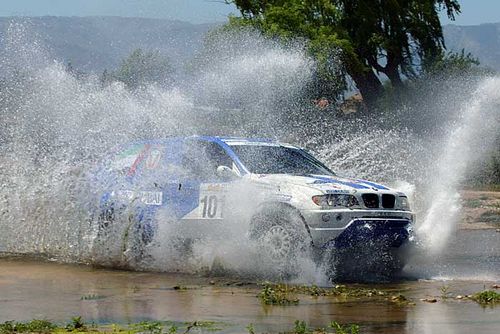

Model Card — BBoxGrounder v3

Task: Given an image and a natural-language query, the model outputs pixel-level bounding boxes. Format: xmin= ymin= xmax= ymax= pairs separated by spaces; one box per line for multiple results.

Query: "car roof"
xmin=122 ymin=136 xmax=284 ymax=147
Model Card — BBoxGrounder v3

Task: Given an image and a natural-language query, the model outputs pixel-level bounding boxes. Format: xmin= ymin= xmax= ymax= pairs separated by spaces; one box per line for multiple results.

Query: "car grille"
xmin=382 ymin=194 xmax=396 ymax=208
xmin=362 ymin=194 xmax=379 ymax=208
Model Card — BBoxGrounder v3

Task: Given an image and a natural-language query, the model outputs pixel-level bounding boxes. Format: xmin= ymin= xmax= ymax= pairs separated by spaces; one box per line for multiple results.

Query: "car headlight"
xmin=312 ymin=194 xmax=359 ymax=208
xmin=399 ymin=196 xmax=410 ymax=210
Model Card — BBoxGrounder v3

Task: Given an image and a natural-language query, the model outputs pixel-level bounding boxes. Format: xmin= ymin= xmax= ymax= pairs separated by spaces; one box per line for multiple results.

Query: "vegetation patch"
xmin=479 ymin=210 xmax=500 ymax=224
xmin=0 ymin=318 xmax=227 ymax=334
xmin=0 ymin=320 xmax=56 ymax=334
xmin=80 ymin=294 xmax=106 ymax=300
xmin=390 ymin=294 xmax=413 ymax=306
xmin=462 ymin=198 xmax=483 ymax=208
xmin=471 ymin=290 xmax=500 ymax=305
xmin=268 ymin=319 xmax=360 ymax=334
xmin=259 ymin=282 xmax=389 ymax=304
xmin=259 ymin=282 xmax=299 ymax=305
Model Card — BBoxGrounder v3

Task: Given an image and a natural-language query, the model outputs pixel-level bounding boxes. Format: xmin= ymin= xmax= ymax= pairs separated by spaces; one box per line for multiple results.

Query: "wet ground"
xmin=0 ymin=230 xmax=499 ymax=334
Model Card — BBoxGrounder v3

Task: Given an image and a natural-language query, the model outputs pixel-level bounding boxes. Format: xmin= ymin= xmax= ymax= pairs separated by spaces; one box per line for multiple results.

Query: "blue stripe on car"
xmin=310 ymin=175 xmax=370 ymax=189
xmin=356 ymin=180 xmax=389 ymax=190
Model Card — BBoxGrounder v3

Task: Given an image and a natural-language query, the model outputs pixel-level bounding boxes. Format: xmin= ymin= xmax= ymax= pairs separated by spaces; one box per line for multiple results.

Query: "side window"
xmin=139 ymin=141 xmax=185 ymax=185
xmin=181 ymin=140 xmax=234 ymax=182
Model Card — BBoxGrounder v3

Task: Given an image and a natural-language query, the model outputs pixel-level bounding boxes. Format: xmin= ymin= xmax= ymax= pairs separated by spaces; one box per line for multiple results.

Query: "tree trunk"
xmin=384 ymin=53 xmax=404 ymax=91
xmin=349 ymin=69 xmax=384 ymax=111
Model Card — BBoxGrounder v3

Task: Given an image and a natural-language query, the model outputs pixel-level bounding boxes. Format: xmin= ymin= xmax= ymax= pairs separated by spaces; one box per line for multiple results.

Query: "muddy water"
xmin=0 ymin=230 xmax=499 ymax=334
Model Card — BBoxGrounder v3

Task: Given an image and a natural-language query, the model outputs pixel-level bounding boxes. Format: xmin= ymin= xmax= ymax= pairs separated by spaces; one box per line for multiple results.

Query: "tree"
xmin=228 ymin=0 xmax=461 ymax=109
xmin=114 ymin=49 xmax=173 ymax=89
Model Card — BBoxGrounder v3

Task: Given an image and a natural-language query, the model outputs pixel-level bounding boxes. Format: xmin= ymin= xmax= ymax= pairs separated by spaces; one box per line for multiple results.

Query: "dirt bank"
xmin=460 ymin=191 xmax=500 ymax=229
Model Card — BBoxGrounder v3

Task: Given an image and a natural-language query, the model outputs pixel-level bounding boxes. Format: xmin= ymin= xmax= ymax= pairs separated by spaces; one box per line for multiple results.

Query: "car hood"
xmin=249 ymin=173 xmax=392 ymax=193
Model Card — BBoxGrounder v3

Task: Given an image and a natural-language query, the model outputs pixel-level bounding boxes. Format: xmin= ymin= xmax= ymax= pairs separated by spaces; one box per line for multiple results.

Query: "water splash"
xmin=417 ymin=78 xmax=500 ymax=253
xmin=0 ymin=20 xmax=498 ymax=282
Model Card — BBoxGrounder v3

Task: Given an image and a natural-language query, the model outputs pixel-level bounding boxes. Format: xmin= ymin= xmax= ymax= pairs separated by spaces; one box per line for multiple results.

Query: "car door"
xmin=175 ymin=139 xmax=236 ymax=224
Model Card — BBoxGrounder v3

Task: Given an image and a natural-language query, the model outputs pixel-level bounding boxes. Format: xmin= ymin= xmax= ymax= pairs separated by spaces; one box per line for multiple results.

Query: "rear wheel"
xmin=122 ymin=212 xmax=156 ymax=269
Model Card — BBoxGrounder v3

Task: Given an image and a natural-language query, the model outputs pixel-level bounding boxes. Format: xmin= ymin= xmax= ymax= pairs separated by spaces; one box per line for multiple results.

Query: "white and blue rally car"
xmin=91 ymin=136 xmax=414 ymax=275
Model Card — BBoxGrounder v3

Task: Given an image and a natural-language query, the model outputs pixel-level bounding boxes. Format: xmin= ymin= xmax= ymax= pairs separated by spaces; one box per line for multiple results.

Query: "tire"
xmin=250 ymin=205 xmax=312 ymax=278
xmin=121 ymin=211 xmax=156 ymax=269
xmin=91 ymin=202 xmax=154 ymax=269
xmin=90 ymin=202 xmax=124 ymax=266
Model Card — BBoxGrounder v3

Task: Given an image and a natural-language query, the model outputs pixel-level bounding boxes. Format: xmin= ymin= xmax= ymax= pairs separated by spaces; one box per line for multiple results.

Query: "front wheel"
xmin=250 ymin=206 xmax=312 ymax=278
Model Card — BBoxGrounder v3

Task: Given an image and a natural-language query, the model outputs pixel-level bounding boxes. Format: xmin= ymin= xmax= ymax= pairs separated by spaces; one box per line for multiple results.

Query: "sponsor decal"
xmin=146 ymin=148 xmax=162 ymax=169
xmin=266 ymin=193 xmax=292 ymax=202
xmin=140 ymin=191 xmax=163 ymax=205
xmin=114 ymin=190 xmax=163 ymax=206
xmin=206 ymin=183 xmax=226 ymax=191
xmin=325 ymin=189 xmax=353 ymax=194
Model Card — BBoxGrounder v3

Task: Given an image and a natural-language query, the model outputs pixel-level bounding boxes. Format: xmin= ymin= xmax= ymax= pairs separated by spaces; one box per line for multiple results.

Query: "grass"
xmin=471 ymin=290 xmax=500 ymax=306
xmin=259 ymin=282 xmax=299 ymax=305
xmin=0 ymin=319 xmax=226 ymax=334
xmin=462 ymin=184 xmax=500 ymax=192
xmin=257 ymin=282 xmax=414 ymax=308
xmin=0 ymin=320 xmax=56 ymax=334
xmin=258 ymin=282 xmax=391 ymax=306
xmin=0 ymin=318 xmax=361 ymax=334
xmin=478 ymin=210 xmax=500 ymax=224
xmin=462 ymin=198 xmax=483 ymax=208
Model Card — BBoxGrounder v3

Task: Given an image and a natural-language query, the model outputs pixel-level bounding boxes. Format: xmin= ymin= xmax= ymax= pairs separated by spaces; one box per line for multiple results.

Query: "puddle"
xmin=1 ymin=230 xmax=499 ymax=334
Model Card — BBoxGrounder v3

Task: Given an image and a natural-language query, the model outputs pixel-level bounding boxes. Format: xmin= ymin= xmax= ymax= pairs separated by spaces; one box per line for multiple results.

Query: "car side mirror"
xmin=216 ymin=165 xmax=239 ymax=181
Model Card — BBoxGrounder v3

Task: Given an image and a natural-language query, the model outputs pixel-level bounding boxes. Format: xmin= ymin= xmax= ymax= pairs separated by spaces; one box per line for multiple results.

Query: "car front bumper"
xmin=301 ymin=209 xmax=414 ymax=248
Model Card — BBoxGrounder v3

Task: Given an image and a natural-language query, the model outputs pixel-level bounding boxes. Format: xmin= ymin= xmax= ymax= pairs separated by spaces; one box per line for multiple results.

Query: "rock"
xmin=492 ymin=284 xmax=499 ymax=289
xmin=209 ymin=280 xmax=216 ymax=285
xmin=456 ymin=295 xmax=464 ymax=299
xmin=420 ymin=298 xmax=438 ymax=303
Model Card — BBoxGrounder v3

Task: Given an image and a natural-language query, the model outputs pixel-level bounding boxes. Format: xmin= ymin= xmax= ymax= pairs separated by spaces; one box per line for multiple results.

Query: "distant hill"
xmin=444 ymin=23 xmax=500 ymax=71
xmin=0 ymin=16 xmax=499 ymax=74
xmin=0 ymin=16 xmax=215 ymax=73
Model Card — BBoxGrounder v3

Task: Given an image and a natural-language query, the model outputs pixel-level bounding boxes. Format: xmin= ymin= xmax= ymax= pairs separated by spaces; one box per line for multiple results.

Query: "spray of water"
xmin=418 ymin=78 xmax=500 ymax=253
xmin=0 ymin=20 xmax=498 ymax=282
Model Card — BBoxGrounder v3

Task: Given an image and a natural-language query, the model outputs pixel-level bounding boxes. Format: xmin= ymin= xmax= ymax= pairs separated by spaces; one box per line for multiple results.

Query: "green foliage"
xmin=246 ymin=323 xmax=255 ymax=334
xmin=421 ymin=49 xmax=483 ymax=78
xmin=471 ymin=290 xmax=500 ymax=305
xmin=226 ymin=1 xmax=349 ymax=102
xmin=259 ymin=282 xmax=299 ymax=305
xmin=228 ymin=0 xmax=462 ymax=107
xmin=0 ymin=320 xmax=56 ymax=334
xmin=65 ymin=316 xmax=86 ymax=331
xmin=293 ymin=320 xmax=309 ymax=334
xmin=132 ymin=321 xmax=163 ymax=334
xmin=329 ymin=321 xmax=360 ymax=334
xmin=110 ymin=48 xmax=173 ymax=89
xmin=479 ymin=210 xmax=500 ymax=224
xmin=260 ymin=282 xmax=386 ymax=299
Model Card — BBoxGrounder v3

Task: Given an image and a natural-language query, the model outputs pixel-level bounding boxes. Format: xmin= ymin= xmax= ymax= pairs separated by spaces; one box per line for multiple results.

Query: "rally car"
xmin=90 ymin=136 xmax=414 ymax=277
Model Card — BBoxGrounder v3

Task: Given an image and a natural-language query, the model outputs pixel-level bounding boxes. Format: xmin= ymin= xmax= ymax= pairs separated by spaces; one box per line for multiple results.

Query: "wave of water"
xmin=0 ymin=20 xmax=498 ymax=283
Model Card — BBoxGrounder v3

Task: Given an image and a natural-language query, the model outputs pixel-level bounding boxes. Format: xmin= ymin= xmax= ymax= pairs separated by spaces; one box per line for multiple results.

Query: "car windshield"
xmin=229 ymin=144 xmax=334 ymax=176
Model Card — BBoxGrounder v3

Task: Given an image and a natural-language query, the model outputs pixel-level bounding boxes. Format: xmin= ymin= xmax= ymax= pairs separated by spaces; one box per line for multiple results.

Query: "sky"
xmin=0 ymin=0 xmax=498 ymax=25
